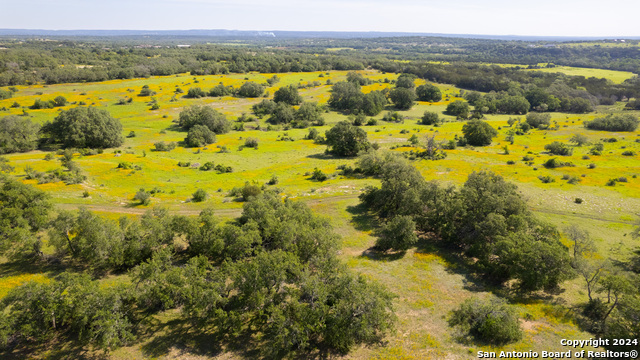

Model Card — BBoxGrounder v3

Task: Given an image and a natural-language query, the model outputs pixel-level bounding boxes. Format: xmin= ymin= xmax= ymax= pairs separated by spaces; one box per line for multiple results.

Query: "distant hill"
xmin=1 ymin=29 xmax=639 ymax=41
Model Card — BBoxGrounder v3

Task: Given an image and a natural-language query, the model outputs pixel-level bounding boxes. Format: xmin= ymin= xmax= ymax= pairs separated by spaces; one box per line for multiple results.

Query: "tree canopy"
xmin=325 ymin=121 xmax=371 ymax=157
xmin=41 ymin=107 xmax=123 ymax=149
xmin=0 ymin=115 xmax=40 ymax=154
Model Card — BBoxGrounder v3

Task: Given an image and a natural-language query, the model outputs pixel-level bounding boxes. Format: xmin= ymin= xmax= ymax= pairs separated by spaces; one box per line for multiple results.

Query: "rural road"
xmin=55 ymin=193 xmax=637 ymax=225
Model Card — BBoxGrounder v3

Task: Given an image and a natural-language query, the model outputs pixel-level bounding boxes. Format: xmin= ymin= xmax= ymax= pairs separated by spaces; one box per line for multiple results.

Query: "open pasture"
xmin=1 ymin=69 xmax=639 ymax=359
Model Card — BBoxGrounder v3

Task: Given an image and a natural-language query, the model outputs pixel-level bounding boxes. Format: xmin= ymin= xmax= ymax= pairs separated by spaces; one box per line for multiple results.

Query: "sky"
xmin=1 ymin=0 xmax=639 ymax=37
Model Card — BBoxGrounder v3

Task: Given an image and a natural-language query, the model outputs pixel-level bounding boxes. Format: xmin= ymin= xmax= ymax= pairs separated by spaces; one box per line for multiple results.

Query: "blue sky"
xmin=2 ymin=0 xmax=639 ymax=37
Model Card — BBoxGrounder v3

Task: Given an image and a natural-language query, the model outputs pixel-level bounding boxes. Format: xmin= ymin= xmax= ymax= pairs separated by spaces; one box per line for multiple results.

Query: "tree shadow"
xmin=346 ymin=203 xmax=376 ymax=232
xmin=164 ymin=124 xmax=185 ymax=132
xmin=306 ymin=153 xmax=334 ymax=160
xmin=360 ymin=248 xmax=406 ymax=262
xmin=0 ymin=335 xmax=108 ymax=360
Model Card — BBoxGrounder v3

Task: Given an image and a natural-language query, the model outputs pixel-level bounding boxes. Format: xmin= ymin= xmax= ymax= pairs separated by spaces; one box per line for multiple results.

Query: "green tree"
xmin=445 ymin=100 xmax=470 ymax=119
xmin=395 ymin=74 xmax=416 ymax=89
xmin=325 ymin=121 xmax=370 ymax=157
xmin=420 ymin=111 xmax=441 ymax=126
xmin=238 ymin=81 xmax=265 ymax=98
xmin=184 ymin=124 xmax=216 ymax=147
xmin=376 ymin=215 xmax=418 ymax=252
xmin=448 ymin=297 xmax=522 ymax=345
xmin=53 ymin=95 xmax=68 ymax=107
xmin=41 ymin=107 xmax=124 ymax=149
xmin=267 ymin=102 xmax=296 ymax=124
xmin=185 ymin=87 xmax=206 ymax=98
xmin=273 ymin=85 xmax=302 ymax=105
xmin=178 ymin=105 xmax=231 ymax=134
xmin=0 ymin=178 xmax=52 ymax=258
xmin=416 ymin=84 xmax=442 ymax=102
xmin=192 ymin=188 xmax=208 ymax=202
xmin=389 ymin=87 xmax=416 ymax=110
xmin=0 ymin=115 xmax=41 ymax=154
xmin=525 ymin=112 xmax=551 ymax=129
xmin=295 ymin=102 xmax=324 ymax=126
xmin=462 ymin=120 xmax=498 ymax=146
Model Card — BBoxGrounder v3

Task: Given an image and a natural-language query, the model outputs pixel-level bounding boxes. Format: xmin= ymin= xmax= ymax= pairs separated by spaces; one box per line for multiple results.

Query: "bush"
xmin=574 ymin=197 xmax=583 ymax=204
xmin=525 ymin=112 xmax=551 ymax=129
xmin=273 ymin=85 xmax=302 ymax=105
xmin=311 ymin=168 xmax=328 ymax=182
xmin=420 ymin=111 xmax=440 ymax=126
xmin=185 ymin=87 xmax=206 ymax=98
xmin=382 ymin=111 xmax=404 ymax=123
xmin=185 ymin=125 xmax=216 ymax=147
xmin=192 ymin=189 xmax=207 ymax=202
xmin=585 ymin=114 xmax=638 ymax=132
xmin=134 ymin=189 xmax=151 ymax=205
xmin=153 ymin=142 xmax=176 ymax=152
xmin=325 ymin=121 xmax=370 ymax=157
xmin=538 ymin=175 xmax=555 ymax=183
xmin=178 ymin=105 xmax=231 ymax=134
xmin=416 ymin=84 xmax=442 ymax=102
xmin=622 ymin=150 xmax=636 ymax=156
xmin=244 ymin=137 xmax=259 ymax=148
xmin=462 ymin=120 xmax=497 ymax=146
xmin=209 ymin=84 xmax=233 ymax=97
xmin=376 ymin=215 xmax=417 ymax=252
xmin=0 ymin=115 xmax=40 ymax=154
xmin=240 ymin=181 xmax=261 ymax=200
xmin=389 ymin=87 xmax=416 ymax=110
xmin=448 ymin=298 xmax=522 ymax=345
xmin=589 ymin=143 xmax=604 ymax=155
xmin=41 ymin=107 xmax=124 ymax=149
xmin=445 ymin=100 xmax=470 ymax=119
xmin=237 ymin=81 xmax=265 ymax=98
xmin=544 ymin=141 xmax=573 ymax=156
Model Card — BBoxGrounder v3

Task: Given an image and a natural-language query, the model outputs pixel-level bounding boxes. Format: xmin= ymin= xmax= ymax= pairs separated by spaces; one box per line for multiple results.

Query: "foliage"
xmin=448 ymin=298 xmax=522 ymax=345
xmin=585 ymin=114 xmax=639 ymax=132
xmin=416 ymin=83 xmax=442 ymax=102
xmin=445 ymin=100 xmax=470 ymax=119
xmin=0 ymin=115 xmax=40 ymax=154
xmin=420 ymin=111 xmax=441 ymax=126
xmin=545 ymin=141 xmax=573 ymax=155
xmin=376 ymin=215 xmax=418 ymax=252
xmin=325 ymin=121 xmax=370 ymax=157
xmin=461 ymin=120 xmax=497 ymax=146
xmin=184 ymin=124 xmax=216 ymax=147
xmin=0 ymin=178 xmax=52 ymax=258
xmin=192 ymin=188 xmax=207 ymax=202
xmin=388 ymin=87 xmax=416 ymax=110
xmin=178 ymin=105 xmax=231 ymax=134
xmin=41 ymin=107 xmax=124 ymax=149
xmin=273 ymin=85 xmax=302 ymax=105
xmin=238 ymin=81 xmax=265 ymax=98
xmin=526 ymin=112 xmax=552 ymax=129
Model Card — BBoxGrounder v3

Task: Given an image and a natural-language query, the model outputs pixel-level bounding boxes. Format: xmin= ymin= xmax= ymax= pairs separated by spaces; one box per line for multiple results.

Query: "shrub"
xmin=117 ymin=161 xmax=133 ymax=170
xmin=605 ymin=179 xmax=617 ymax=186
xmin=462 ymin=120 xmax=497 ymax=146
xmin=445 ymin=100 xmax=470 ymax=119
xmin=588 ymin=163 xmax=596 ymax=169
xmin=389 ymin=87 xmax=416 ymax=110
xmin=0 ymin=115 xmax=40 ymax=154
xmin=543 ymin=157 xmax=573 ymax=169
xmin=134 ymin=189 xmax=151 ymax=205
xmin=416 ymin=84 xmax=442 ymax=102
xmin=267 ymin=175 xmax=279 ymax=185
xmin=325 ymin=121 xmax=370 ymax=157
xmin=544 ymin=141 xmax=573 ymax=156
xmin=622 ymin=150 xmax=636 ymax=156
xmin=237 ymin=81 xmax=265 ymax=98
xmin=311 ymin=168 xmax=328 ymax=182
xmin=192 ymin=189 xmax=207 ymax=202
xmin=538 ymin=175 xmax=555 ymax=183
xmin=199 ymin=162 xmax=215 ymax=171
xmin=178 ymin=105 xmax=231 ymax=134
xmin=244 ymin=137 xmax=259 ymax=148
xmin=41 ymin=107 xmax=124 ymax=149
xmin=448 ymin=298 xmax=522 ymax=345
xmin=240 ymin=181 xmax=261 ymax=200
xmin=185 ymin=125 xmax=216 ymax=147
xmin=382 ymin=111 xmax=404 ymax=123
xmin=585 ymin=114 xmax=638 ymax=132
xmin=185 ymin=87 xmax=206 ymax=98
xmin=420 ymin=111 xmax=440 ymax=126
xmin=209 ymin=84 xmax=234 ymax=97
xmin=589 ymin=143 xmax=604 ymax=155
xmin=525 ymin=112 xmax=551 ymax=129
xmin=376 ymin=215 xmax=417 ymax=252
xmin=273 ymin=85 xmax=302 ymax=105
xmin=574 ymin=198 xmax=583 ymax=204
xmin=153 ymin=142 xmax=176 ymax=152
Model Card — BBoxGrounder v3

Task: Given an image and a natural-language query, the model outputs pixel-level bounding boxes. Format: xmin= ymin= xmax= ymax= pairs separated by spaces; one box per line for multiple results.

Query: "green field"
xmin=1 ymin=70 xmax=639 ymax=359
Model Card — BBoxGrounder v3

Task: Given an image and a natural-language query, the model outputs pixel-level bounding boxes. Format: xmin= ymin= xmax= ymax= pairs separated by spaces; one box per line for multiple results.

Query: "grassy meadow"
xmin=1 ymin=69 xmax=639 ymax=359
